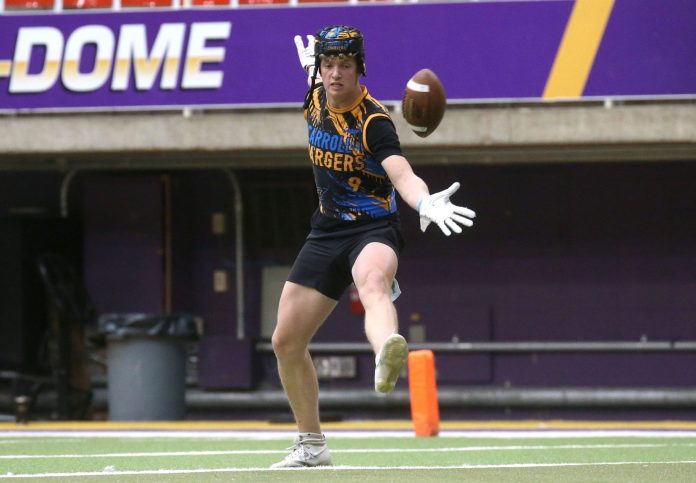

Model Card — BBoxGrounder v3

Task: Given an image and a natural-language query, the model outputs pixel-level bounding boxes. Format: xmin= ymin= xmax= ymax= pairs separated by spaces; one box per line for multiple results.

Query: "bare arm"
xmin=382 ymin=154 xmax=429 ymax=211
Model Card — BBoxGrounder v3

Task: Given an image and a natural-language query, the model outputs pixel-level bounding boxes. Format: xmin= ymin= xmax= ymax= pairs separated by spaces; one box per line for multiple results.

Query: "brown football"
xmin=401 ymin=68 xmax=446 ymax=138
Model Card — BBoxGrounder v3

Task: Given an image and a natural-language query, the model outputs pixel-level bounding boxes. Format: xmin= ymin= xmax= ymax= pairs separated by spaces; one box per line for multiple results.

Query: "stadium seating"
xmin=120 ymin=0 xmax=174 ymax=7
xmin=0 ymin=0 xmax=382 ymax=9
xmin=4 ymin=0 xmax=54 ymax=10
xmin=190 ymin=0 xmax=230 ymax=6
xmin=64 ymin=0 xmax=112 ymax=9
xmin=236 ymin=0 xmax=290 ymax=5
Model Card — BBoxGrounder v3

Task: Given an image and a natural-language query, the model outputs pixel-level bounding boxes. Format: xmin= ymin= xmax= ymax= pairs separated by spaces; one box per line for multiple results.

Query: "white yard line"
xmin=2 ymin=461 xmax=696 ymax=479
xmin=2 ymin=442 xmax=696 ymax=459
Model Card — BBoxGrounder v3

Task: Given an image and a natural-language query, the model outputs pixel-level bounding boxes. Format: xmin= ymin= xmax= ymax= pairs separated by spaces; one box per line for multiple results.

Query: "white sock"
xmin=299 ymin=432 xmax=325 ymax=442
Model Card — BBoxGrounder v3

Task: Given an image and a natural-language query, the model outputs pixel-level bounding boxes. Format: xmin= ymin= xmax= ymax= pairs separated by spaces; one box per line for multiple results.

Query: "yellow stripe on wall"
xmin=543 ymin=0 xmax=615 ymax=99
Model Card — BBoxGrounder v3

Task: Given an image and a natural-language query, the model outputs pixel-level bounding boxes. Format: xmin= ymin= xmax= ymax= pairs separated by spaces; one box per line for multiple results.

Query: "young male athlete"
xmin=271 ymin=25 xmax=476 ymax=468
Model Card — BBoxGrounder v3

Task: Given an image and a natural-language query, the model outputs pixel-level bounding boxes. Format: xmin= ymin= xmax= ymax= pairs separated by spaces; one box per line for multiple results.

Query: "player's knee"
xmin=271 ymin=328 xmax=303 ymax=360
xmin=271 ymin=330 xmax=290 ymax=358
xmin=357 ymin=270 xmax=391 ymax=308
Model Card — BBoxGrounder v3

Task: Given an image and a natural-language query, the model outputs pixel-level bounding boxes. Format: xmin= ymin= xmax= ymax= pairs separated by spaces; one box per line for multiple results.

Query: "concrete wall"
xmin=1 ymin=102 xmax=695 ymax=170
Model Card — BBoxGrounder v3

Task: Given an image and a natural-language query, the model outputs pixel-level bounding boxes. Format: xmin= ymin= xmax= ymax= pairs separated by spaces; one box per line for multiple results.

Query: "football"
xmin=401 ymin=68 xmax=446 ymax=138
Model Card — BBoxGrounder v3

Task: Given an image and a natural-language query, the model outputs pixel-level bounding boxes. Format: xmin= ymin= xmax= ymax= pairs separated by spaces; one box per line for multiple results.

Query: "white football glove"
xmin=418 ymin=182 xmax=476 ymax=236
xmin=293 ymin=34 xmax=315 ymax=73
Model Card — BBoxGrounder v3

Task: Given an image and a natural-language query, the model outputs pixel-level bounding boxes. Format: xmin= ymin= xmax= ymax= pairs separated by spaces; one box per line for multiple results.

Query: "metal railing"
xmin=180 ymin=386 xmax=696 ymax=410
xmin=255 ymin=340 xmax=696 ymax=354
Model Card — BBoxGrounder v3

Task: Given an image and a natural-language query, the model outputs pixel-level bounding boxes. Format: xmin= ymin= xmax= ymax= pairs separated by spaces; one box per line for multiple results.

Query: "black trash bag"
xmin=97 ymin=313 xmax=199 ymax=340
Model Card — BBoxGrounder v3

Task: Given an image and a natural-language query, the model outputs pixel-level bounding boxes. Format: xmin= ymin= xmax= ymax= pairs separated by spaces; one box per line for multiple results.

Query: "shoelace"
xmin=284 ymin=437 xmax=325 ymax=460
xmin=284 ymin=445 xmax=311 ymax=461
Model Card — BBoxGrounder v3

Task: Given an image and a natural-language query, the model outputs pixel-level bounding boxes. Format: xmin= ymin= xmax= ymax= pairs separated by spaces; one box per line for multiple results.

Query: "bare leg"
xmin=351 ymin=242 xmax=399 ymax=354
xmin=351 ymin=242 xmax=407 ymax=393
xmin=272 ymin=281 xmax=337 ymax=433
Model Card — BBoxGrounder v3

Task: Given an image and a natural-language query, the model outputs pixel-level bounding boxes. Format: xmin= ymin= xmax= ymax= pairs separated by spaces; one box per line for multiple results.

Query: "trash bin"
xmin=98 ymin=313 xmax=198 ymax=421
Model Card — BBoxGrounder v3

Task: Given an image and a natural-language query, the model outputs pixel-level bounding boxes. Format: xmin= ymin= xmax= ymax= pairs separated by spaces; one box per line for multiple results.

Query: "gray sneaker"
xmin=271 ymin=433 xmax=332 ymax=468
xmin=374 ymin=333 xmax=408 ymax=393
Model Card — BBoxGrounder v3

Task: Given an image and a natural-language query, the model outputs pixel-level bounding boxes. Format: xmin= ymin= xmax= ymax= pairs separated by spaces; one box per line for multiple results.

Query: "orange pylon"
xmin=407 ymin=349 xmax=440 ymax=437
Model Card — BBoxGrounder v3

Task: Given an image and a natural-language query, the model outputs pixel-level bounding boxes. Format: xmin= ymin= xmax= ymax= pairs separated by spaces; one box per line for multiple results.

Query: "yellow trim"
xmin=362 ymin=113 xmax=390 ymax=155
xmin=327 ymin=86 xmax=369 ymax=114
xmin=543 ymin=0 xmax=615 ymax=99
xmin=4 ymin=419 xmax=696 ymax=431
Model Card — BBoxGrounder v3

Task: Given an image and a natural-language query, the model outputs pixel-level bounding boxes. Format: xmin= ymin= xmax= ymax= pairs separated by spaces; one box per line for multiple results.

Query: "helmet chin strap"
xmin=303 ymin=63 xmax=320 ymax=110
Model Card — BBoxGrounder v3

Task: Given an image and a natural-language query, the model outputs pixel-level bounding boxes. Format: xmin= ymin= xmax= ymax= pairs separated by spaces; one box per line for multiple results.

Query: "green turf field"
xmin=1 ymin=428 xmax=696 ymax=482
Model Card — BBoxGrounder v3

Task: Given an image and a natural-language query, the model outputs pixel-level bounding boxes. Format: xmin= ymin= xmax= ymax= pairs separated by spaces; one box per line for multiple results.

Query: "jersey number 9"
xmin=348 ymin=177 xmax=362 ymax=192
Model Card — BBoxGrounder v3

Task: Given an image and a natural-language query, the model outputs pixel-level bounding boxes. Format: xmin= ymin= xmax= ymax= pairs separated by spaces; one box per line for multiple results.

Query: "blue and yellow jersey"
xmin=304 ymin=85 xmax=400 ymax=222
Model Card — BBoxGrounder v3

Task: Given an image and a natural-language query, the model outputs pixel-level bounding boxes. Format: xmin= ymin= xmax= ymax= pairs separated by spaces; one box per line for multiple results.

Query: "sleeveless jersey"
xmin=304 ymin=85 xmax=398 ymax=221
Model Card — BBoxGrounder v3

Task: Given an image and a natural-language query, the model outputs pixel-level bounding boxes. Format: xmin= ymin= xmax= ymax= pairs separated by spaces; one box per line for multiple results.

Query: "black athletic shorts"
xmin=287 ymin=211 xmax=405 ymax=300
